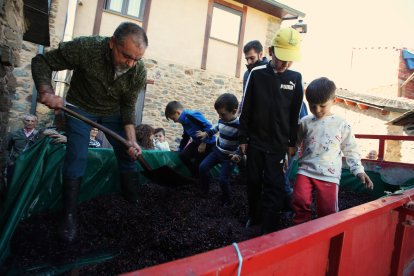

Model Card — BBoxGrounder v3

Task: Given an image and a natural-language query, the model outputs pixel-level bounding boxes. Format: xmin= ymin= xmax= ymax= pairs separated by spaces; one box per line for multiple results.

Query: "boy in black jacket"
xmin=239 ymin=28 xmax=304 ymax=234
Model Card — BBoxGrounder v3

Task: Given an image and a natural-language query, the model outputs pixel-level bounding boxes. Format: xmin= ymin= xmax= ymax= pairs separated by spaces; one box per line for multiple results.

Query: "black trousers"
xmin=179 ymin=142 xmax=214 ymax=177
xmin=246 ymin=147 xmax=287 ymax=223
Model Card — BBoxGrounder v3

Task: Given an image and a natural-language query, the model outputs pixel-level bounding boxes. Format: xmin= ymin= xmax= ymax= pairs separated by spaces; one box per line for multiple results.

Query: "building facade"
xmin=4 ymin=0 xmax=305 ymax=151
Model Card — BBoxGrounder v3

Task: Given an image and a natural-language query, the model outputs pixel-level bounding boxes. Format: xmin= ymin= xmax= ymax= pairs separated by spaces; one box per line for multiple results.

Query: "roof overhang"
xmin=233 ymin=0 xmax=305 ymax=20
xmin=23 ymin=0 xmax=50 ymax=46
xmin=388 ymin=111 xmax=414 ymax=126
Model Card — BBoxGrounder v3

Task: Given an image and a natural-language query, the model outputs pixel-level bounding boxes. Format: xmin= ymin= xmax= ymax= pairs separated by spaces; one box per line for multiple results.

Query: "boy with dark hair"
xmin=239 ymin=28 xmax=305 ymax=234
xmin=196 ymin=93 xmax=241 ymax=206
xmin=292 ymin=77 xmax=373 ymax=225
xmin=165 ymin=101 xmax=216 ymax=177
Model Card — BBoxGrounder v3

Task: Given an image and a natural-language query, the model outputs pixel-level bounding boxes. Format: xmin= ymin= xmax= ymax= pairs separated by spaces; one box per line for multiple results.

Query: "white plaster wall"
xmin=144 ymin=0 xmax=208 ymax=68
xmin=73 ymin=0 xmax=97 ymax=38
xmin=206 ymin=39 xmax=238 ymax=75
xmin=99 ymin=12 xmax=143 ymax=37
xmin=242 ymin=8 xmax=275 ymax=61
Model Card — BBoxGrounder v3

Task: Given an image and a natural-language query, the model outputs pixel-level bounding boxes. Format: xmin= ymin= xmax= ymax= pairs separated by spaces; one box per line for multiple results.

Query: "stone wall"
xmin=142 ymin=59 xmax=243 ymax=150
xmin=35 ymin=0 xmax=67 ymax=127
xmin=7 ymin=0 xmax=67 ymax=132
xmin=139 ymin=15 xmax=279 ymax=150
xmin=264 ymin=17 xmax=281 ymax=55
xmin=0 ymin=0 xmax=25 ymax=181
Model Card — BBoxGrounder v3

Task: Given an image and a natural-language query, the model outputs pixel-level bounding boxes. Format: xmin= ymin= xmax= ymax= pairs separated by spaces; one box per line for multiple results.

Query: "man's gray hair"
xmin=113 ymin=22 xmax=148 ymax=48
xmin=22 ymin=113 xmax=38 ymax=122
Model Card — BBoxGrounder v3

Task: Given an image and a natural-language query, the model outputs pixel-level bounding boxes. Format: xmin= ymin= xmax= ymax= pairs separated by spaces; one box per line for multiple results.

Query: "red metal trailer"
xmin=123 ymin=188 xmax=414 ymax=276
xmin=122 ymin=135 xmax=414 ymax=276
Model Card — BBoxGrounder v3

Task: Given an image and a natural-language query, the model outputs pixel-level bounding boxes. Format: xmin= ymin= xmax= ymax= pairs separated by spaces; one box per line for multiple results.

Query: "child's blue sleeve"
xmin=192 ymin=112 xmax=213 ymax=131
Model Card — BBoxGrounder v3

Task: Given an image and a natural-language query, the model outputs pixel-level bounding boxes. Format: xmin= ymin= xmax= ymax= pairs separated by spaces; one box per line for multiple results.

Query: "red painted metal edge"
xmin=122 ymin=188 xmax=414 ymax=276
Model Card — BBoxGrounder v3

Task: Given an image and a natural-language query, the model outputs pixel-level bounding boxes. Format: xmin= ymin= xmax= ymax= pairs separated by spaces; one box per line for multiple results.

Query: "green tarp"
xmin=0 ymin=137 xmax=412 ymax=270
xmin=0 ymin=137 xmax=195 ymax=265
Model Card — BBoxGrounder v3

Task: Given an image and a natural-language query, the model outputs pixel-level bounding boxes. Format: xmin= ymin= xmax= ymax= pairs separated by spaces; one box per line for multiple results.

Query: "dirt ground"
xmin=2 ymin=175 xmax=377 ymax=275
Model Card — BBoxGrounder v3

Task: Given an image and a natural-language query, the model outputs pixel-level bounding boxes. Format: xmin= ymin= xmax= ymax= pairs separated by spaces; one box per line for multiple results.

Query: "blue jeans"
xmin=199 ymin=147 xmax=236 ymax=196
xmin=63 ymin=105 xmax=136 ymax=179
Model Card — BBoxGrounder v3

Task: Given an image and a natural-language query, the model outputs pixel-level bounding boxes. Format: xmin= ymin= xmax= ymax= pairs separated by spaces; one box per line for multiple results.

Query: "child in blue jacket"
xmin=165 ymin=101 xmax=216 ymax=177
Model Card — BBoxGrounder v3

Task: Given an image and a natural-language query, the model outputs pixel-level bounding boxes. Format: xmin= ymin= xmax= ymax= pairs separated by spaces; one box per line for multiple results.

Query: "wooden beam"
xmin=93 ymin=0 xmax=105 ymax=35
xmin=201 ymin=0 xmax=214 ymax=70
xmin=142 ymin=0 xmax=152 ymax=32
xmin=235 ymin=5 xmax=247 ymax=78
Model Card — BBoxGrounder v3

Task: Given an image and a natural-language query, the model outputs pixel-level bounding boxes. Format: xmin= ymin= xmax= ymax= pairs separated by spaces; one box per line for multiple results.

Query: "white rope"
xmin=232 ymin=242 xmax=243 ymax=276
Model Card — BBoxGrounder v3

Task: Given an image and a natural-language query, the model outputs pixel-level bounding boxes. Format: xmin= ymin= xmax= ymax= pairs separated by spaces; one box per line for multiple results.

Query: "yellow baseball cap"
xmin=271 ymin=28 xmax=301 ymax=61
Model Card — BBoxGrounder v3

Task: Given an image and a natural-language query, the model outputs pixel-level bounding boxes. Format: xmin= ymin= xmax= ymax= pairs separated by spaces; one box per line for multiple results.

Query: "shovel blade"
xmin=142 ymin=166 xmax=195 ymax=187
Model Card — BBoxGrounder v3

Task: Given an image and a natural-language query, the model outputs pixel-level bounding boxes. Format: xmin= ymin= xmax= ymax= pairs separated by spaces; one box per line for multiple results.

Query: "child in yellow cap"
xmin=239 ymin=28 xmax=305 ymax=234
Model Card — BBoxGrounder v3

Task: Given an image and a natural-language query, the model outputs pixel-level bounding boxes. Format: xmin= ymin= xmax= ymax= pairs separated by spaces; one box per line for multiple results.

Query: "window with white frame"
xmin=105 ymin=0 xmax=147 ymax=20
xmin=202 ymin=1 xmax=245 ymax=77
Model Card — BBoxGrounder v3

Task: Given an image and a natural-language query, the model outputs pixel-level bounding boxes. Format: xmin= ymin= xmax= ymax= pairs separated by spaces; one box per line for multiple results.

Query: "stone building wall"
xmin=35 ymin=0 xmax=67 ymax=127
xmin=142 ymin=59 xmax=243 ymax=151
xmin=8 ymin=0 xmax=67 ymax=132
xmin=0 ymin=0 xmax=26 ymax=186
xmin=139 ymin=15 xmax=280 ymax=150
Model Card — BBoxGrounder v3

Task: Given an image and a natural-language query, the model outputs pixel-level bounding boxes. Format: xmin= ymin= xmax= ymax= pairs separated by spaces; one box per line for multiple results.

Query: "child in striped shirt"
xmin=196 ymin=93 xmax=241 ymax=206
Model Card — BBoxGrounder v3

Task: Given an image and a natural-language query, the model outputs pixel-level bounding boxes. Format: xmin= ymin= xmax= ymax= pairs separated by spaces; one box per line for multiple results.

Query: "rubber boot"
xmin=58 ymin=178 xmax=80 ymax=243
xmin=120 ymin=171 xmax=141 ymax=203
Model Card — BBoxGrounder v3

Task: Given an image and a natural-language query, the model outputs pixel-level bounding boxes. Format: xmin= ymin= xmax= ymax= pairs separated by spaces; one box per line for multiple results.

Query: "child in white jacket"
xmin=292 ymin=77 xmax=373 ymax=225
xmin=153 ymin=128 xmax=170 ymax=151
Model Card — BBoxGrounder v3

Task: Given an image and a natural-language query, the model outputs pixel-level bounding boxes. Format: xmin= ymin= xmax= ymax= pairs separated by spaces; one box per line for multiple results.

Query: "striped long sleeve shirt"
xmin=206 ymin=117 xmax=240 ymax=155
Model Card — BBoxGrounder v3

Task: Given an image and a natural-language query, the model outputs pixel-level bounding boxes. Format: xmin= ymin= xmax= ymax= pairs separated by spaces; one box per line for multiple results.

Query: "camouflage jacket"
xmin=31 ymin=36 xmax=147 ymax=124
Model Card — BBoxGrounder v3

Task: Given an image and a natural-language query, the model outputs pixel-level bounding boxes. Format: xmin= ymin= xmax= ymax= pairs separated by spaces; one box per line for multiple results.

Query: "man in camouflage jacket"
xmin=31 ymin=22 xmax=148 ymax=243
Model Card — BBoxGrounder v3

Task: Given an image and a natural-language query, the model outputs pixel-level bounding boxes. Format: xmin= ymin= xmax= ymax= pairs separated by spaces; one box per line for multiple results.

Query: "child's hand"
xmin=198 ymin=142 xmax=206 ymax=153
xmin=239 ymin=144 xmax=248 ymax=155
xmin=283 ymin=158 xmax=288 ymax=173
xmin=196 ymin=131 xmax=208 ymax=139
xmin=357 ymin=173 xmax=374 ymax=190
xmin=50 ymin=134 xmax=67 ymax=144
xmin=288 ymin=147 xmax=296 ymax=159
xmin=230 ymin=154 xmax=241 ymax=163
